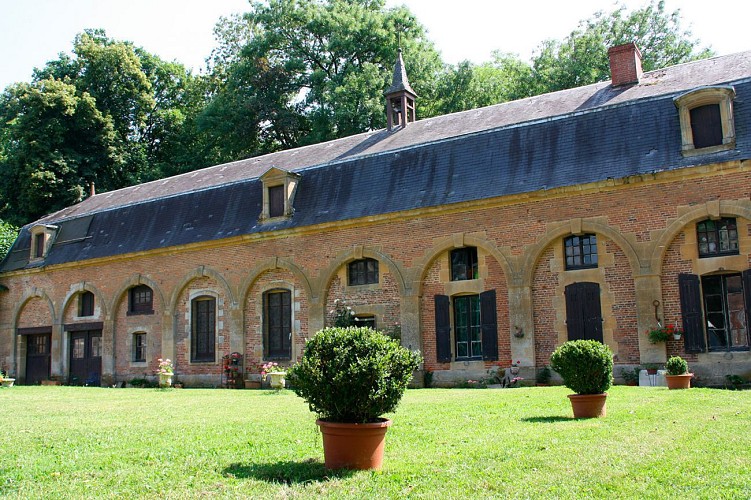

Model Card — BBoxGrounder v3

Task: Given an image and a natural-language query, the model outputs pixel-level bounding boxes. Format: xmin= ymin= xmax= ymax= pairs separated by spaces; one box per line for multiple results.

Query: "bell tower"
xmin=384 ymin=49 xmax=417 ymax=130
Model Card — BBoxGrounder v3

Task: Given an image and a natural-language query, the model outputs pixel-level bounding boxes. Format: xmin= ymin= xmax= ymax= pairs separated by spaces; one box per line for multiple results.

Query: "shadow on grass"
xmin=521 ymin=415 xmax=572 ymax=423
xmin=224 ymin=459 xmax=355 ymax=484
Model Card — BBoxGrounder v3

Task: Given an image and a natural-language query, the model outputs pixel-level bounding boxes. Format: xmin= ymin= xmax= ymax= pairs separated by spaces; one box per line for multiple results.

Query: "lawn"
xmin=1 ymin=385 xmax=749 ymax=499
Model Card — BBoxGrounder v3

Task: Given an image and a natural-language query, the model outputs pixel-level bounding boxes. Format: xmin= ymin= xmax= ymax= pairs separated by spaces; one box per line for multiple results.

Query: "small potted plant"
xmin=664 ymin=355 xmax=693 ymax=389
xmin=621 ymin=367 xmax=640 ymax=386
xmin=262 ymin=361 xmax=286 ymax=390
xmin=156 ymin=358 xmax=174 ymax=388
xmin=536 ymin=365 xmax=552 ymax=386
xmin=0 ymin=369 xmax=15 ymax=388
xmin=647 ymin=325 xmax=670 ymax=343
xmin=550 ymin=340 xmax=613 ymax=418
xmin=288 ymin=326 xmax=422 ymax=470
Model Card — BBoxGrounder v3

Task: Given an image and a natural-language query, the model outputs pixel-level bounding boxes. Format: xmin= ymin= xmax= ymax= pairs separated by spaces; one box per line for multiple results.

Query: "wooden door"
xmin=69 ymin=331 xmax=102 ymax=386
xmin=25 ymin=333 xmax=51 ymax=384
xmin=565 ymin=282 xmax=604 ymax=342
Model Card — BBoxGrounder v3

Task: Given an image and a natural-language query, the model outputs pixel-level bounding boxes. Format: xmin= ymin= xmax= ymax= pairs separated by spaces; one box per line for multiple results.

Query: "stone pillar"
xmin=101 ymin=317 xmax=115 ymax=386
xmin=508 ymin=283 xmax=536 ymax=374
xmin=400 ymin=293 xmax=422 ymax=353
xmin=634 ymin=274 xmax=666 ymax=364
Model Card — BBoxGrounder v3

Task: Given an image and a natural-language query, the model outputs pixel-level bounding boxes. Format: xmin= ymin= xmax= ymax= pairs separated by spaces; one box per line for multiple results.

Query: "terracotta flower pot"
xmin=316 ymin=418 xmax=392 ymax=470
xmin=567 ymin=393 xmax=607 ymax=418
xmin=665 ymin=373 xmax=692 ymax=390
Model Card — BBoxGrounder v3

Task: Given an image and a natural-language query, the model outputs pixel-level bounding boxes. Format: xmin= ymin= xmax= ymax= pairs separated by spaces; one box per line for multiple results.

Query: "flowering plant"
xmin=157 ymin=358 xmax=174 ymax=375
xmin=647 ymin=323 xmax=683 ymax=343
xmin=261 ymin=362 xmax=284 ymax=375
xmin=330 ymin=298 xmax=356 ymax=327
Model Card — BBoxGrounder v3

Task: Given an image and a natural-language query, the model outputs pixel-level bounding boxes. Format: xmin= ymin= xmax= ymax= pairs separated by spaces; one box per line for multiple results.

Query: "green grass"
xmin=1 ymin=386 xmax=749 ymax=499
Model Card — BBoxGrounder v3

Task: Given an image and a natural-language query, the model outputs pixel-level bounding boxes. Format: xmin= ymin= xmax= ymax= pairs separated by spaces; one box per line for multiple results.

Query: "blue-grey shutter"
xmin=679 ymin=273 xmax=705 ymax=353
xmin=480 ymin=290 xmax=498 ymax=361
xmin=434 ymin=295 xmax=451 ymax=363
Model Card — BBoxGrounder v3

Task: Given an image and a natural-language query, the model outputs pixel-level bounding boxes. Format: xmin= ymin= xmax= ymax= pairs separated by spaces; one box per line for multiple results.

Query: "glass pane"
xmin=91 ymin=336 xmax=102 ymax=358
xmin=72 ymin=338 xmax=85 ymax=359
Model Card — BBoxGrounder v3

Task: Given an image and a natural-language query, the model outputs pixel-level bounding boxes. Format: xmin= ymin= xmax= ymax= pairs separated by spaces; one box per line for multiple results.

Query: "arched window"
xmin=128 ymin=285 xmax=154 ymax=315
xmin=348 ymin=258 xmax=379 ymax=285
xmin=564 ymin=234 xmax=598 ymax=270
xmin=450 ymin=247 xmax=478 ymax=281
xmin=697 ymin=218 xmax=739 ymax=257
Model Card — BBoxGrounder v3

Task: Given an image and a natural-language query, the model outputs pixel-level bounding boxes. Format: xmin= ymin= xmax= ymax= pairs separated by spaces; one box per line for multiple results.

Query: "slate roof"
xmin=2 ymin=51 xmax=751 ymax=272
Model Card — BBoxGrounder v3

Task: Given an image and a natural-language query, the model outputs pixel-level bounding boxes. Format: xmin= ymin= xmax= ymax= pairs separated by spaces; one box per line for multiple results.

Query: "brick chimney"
xmin=608 ymin=43 xmax=643 ymax=87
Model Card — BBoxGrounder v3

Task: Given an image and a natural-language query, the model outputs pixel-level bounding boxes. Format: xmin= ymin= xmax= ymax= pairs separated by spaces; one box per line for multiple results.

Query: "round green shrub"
xmin=549 ymin=340 xmax=613 ymax=394
xmin=665 ymin=355 xmax=689 ymax=375
xmin=287 ymin=327 xmax=422 ymax=423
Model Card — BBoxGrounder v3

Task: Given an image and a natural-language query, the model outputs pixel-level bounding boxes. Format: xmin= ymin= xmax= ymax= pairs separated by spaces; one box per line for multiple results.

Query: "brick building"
xmin=2 ymin=44 xmax=751 ymax=386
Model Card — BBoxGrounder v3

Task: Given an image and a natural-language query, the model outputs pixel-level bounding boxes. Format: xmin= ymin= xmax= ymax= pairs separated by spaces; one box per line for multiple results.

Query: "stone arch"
xmin=239 ymin=257 xmax=314 ymax=307
xmin=169 ymin=266 xmax=236 ymax=314
xmin=13 ymin=287 xmax=56 ymax=329
xmin=317 ymin=247 xmax=408 ymax=299
xmin=110 ymin=274 xmax=167 ymax=318
xmin=412 ymin=233 xmax=514 ymax=295
xmin=521 ymin=219 xmax=641 ymax=285
xmin=649 ymin=200 xmax=751 ymax=275
xmin=60 ymin=282 xmax=109 ymax=321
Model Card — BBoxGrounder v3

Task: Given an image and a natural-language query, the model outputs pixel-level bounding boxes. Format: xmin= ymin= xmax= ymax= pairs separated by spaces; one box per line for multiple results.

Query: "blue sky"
xmin=0 ymin=0 xmax=748 ymax=90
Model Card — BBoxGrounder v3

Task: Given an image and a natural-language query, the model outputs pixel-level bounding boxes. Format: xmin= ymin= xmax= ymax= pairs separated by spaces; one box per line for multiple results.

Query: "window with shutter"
xmin=128 ymin=285 xmax=154 ymax=315
xmin=674 ymin=86 xmax=735 ymax=156
xmin=191 ymin=296 xmax=216 ymax=362
xmin=679 ymin=273 xmax=705 ymax=353
xmin=79 ymin=291 xmax=95 ymax=317
xmin=434 ymin=295 xmax=451 ymax=362
xmin=268 ymin=185 xmax=285 ymax=218
xmin=480 ymin=290 xmax=498 ymax=361
xmin=690 ymin=104 xmax=723 ymax=148
xmin=264 ymin=290 xmax=292 ymax=359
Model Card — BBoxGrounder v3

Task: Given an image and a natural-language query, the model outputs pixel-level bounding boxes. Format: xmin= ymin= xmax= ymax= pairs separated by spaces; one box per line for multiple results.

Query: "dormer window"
xmin=29 ymin=224 xmax=58 ymax=261
xmin=674 ymin=86 xmax=735 ymax=156
xmin=260 ymin=167 xmax=300 ymax=222
xmin=268 ymin=185 xmax=285 ymax=218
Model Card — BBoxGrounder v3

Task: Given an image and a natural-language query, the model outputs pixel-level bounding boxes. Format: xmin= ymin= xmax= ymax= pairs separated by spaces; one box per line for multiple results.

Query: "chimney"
xmin=608 ymin=43 xmax=643 ymax=87
xmin=89 ymin=182 xmax=96 ymax=197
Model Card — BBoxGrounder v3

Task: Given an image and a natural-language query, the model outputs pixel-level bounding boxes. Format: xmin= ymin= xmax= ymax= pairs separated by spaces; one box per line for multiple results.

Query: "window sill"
xmin=681 ymin=140 xmax=735 ymax=157
xmin=127 ymin=310 xmax=155 ymax=316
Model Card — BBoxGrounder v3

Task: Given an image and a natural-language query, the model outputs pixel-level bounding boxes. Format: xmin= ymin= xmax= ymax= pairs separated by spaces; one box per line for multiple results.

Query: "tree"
xmin=430 ymin=52 xmax=534 ymax=116
xmin=530 ymin=0 xmax=713 ymax=93
xmin=0 ymin=79 xmax=118 ymax=225
xmin=200 ymin=0 xmax=443 ymax=158
xmin=0 ymin=220 xmax=19 ymax=260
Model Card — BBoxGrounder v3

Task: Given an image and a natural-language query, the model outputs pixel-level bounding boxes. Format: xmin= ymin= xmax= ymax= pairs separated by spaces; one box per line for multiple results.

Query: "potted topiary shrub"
xmin=664 ymin=355 xmax=692 ymax=389
xmin=550 ymin=340 xmax=613 ymax=418
xmin=287 ymin=326 xmax=422 ymax=470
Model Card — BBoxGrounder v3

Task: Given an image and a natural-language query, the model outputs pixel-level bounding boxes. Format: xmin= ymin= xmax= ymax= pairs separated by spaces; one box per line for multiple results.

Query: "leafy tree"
xmin=530 ymin=0 xmax=713 ymax=93
xmin=200 ymin=0 xmax=443 ymax=158
xmin=0 ymin=79 xmax=118 ymax=225
xmin=431 ymin=52 xmax=534 ymax=116
xmin=0 ymin=219 xmax=19 ymax=260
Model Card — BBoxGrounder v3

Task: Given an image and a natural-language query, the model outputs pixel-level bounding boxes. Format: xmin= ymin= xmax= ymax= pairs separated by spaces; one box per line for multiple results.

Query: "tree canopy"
xmin=0 ymin=0 xmax=713 ymax=227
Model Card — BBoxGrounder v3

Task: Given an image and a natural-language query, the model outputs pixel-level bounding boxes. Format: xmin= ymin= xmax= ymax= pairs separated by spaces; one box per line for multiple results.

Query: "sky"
xmin=0 ymin=0 xmax=749 ymax=90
